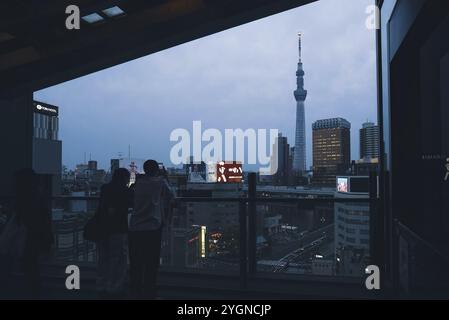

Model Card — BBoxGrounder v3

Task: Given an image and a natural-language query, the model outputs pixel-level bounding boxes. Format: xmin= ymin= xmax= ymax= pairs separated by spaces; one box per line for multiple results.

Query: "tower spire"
xmin=294 ymin=32 xmax=307 ymax=101
xmin=293 ymin=32 xmax=307 ymax=173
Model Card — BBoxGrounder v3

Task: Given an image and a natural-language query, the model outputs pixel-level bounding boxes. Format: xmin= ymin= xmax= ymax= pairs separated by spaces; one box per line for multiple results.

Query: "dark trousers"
xmin=128 ymin=228 xmax=162 ymax=299
xmin=97 ymin=233 xmax=128 ymax=295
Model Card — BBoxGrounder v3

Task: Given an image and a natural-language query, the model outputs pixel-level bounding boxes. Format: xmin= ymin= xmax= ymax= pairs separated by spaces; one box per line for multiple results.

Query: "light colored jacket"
xmin=129 ymin=175 xmax=174 ymax=231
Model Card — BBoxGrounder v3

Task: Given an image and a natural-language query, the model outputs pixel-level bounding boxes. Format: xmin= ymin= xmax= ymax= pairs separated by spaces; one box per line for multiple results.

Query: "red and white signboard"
xmin=216 ymin=161 xmax=243 ymax=183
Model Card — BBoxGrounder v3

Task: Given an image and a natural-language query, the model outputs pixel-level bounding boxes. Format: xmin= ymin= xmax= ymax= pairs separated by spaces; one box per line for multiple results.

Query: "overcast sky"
xmin=35 ymin=0 xmax=377 ymax=171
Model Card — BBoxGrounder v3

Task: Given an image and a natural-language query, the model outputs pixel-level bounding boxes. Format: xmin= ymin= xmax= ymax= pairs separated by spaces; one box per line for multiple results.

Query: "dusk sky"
xmin=35 ymin=0 xmax=377 ymax=171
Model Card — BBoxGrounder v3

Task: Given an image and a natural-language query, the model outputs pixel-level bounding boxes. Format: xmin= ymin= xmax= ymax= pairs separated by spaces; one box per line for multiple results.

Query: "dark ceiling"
xmin=0 ymin=0 xmax=316 ymax=97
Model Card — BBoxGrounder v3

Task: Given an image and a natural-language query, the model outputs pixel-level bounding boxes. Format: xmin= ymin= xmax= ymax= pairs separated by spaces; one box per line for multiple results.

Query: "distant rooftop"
xmin=362 ymin=122 xmax=377 ymax=129
xmin=312 ymin=118 xmax=351 ymax=130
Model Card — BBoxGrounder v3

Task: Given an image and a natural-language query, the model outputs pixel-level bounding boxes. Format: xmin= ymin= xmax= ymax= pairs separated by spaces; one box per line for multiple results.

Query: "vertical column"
xmin=239 ymin=200 xmax=247 ymax=289
xmin=0 ymin=92 xmax=34 ymax=196
xmin=248 ymin=172 xmax=257 ymax=274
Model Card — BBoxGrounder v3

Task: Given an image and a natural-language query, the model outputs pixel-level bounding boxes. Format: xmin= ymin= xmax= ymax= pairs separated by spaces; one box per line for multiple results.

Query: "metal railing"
xmin=393 ymin=219 xmax=449 ymax=295
xmin=50 ymin=197 xmax=374 ymax=286
xmin=0 ymin=174 xmax=376 ymax=290
xmin=395 ymin=220 xmax=449 ymax=265
xmin=40 ymin=195 xmax=373 ymax=287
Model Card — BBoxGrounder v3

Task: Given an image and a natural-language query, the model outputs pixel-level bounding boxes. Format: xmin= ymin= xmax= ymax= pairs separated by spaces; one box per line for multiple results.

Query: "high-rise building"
xmin=312 ymin=118 xmax=351 ymax=185
xmin=32 ymin=101 xmax=62 ymax=195
xmin=270 ymin=133 xmax=292 ymax=185
xmin=293 ymin=33 xmax=307 ymax=173
xmin=359 ymin=122 xmax=379 ymax=160
xmin=334 ymin=176 xmax=370 ymax=277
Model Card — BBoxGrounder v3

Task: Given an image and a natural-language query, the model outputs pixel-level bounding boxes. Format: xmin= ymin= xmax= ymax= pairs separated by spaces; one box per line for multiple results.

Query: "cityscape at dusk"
xmin=34 ymin=0 xmax=376 ymax=171
xmin=1 ymin=0 xmax=448 ymax=303
xmin=16 ymin=0 xmax=380 ymax=291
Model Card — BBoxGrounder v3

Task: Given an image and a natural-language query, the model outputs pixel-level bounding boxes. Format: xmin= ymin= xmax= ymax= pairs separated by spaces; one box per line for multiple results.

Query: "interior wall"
xmin=387 ymin=0 xmax=449 ymax=293
xmin=0 ymin=92 xmax=34 ymax=196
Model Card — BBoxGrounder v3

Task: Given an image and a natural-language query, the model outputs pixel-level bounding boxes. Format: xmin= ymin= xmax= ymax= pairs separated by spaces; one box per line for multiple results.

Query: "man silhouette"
xmin=128 ymin=160 xmax=174 ymax=299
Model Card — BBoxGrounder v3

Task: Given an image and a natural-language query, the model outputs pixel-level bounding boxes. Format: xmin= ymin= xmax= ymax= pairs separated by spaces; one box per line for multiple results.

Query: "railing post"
xmin=369 ymin=171 xmax=383 ymax=282
xmin=248 ymin=172 xmax=257 ymax=274
xmin=239 ymin=200 xmax=247 ymax=289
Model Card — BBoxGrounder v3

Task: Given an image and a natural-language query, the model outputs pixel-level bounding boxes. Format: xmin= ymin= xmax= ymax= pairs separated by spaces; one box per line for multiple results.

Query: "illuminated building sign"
xmin=33 ymin=101 xmax=59 ymax=116
xmin=216 ymin=161 xmax=243 ymax=183
xmin=337 ymin=176 xmax=369 ymax=193
xmin=119 ymin=158 xmax=145 ymax=185
xmin=206 ymin=162 xmax=217 ymax=182
xmin=337 ymin=177 xmax=349 ymax=193
xmin=200 ymin=226 xmax=206 ymax=258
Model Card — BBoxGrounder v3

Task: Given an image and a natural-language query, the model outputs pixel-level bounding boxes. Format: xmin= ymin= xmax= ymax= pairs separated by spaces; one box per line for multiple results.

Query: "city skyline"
xmin=60 ymin=118 xmax=376 ymax=173
xmin=34 ymin=0 xmax=377 ymax=170
xmin=1 ymin=0 xmax=447 ymax=301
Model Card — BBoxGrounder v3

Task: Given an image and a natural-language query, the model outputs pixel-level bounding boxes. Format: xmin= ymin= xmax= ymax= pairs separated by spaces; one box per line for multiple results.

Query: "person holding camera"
xmin=128 ymin=160 xmax=174 ymax=299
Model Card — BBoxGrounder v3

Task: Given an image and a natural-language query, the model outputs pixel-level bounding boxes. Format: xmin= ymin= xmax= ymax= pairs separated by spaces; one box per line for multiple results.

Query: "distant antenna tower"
xmin=128 ymin=145 xmax=131 ymax=159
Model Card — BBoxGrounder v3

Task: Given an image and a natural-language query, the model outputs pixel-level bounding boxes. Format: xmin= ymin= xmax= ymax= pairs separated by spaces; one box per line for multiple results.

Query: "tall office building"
xmin=270 ymin=133 xmax=293 ymax=185
xmin=359 ymin=122 xmax=380 ymax=160
xmin=293 ymin=33 xmax=307 ymax=173
xmin=32 ymin=101 xmax=62 ymax=195
xmin=312 ymin=118 xmax=351 ymax=186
